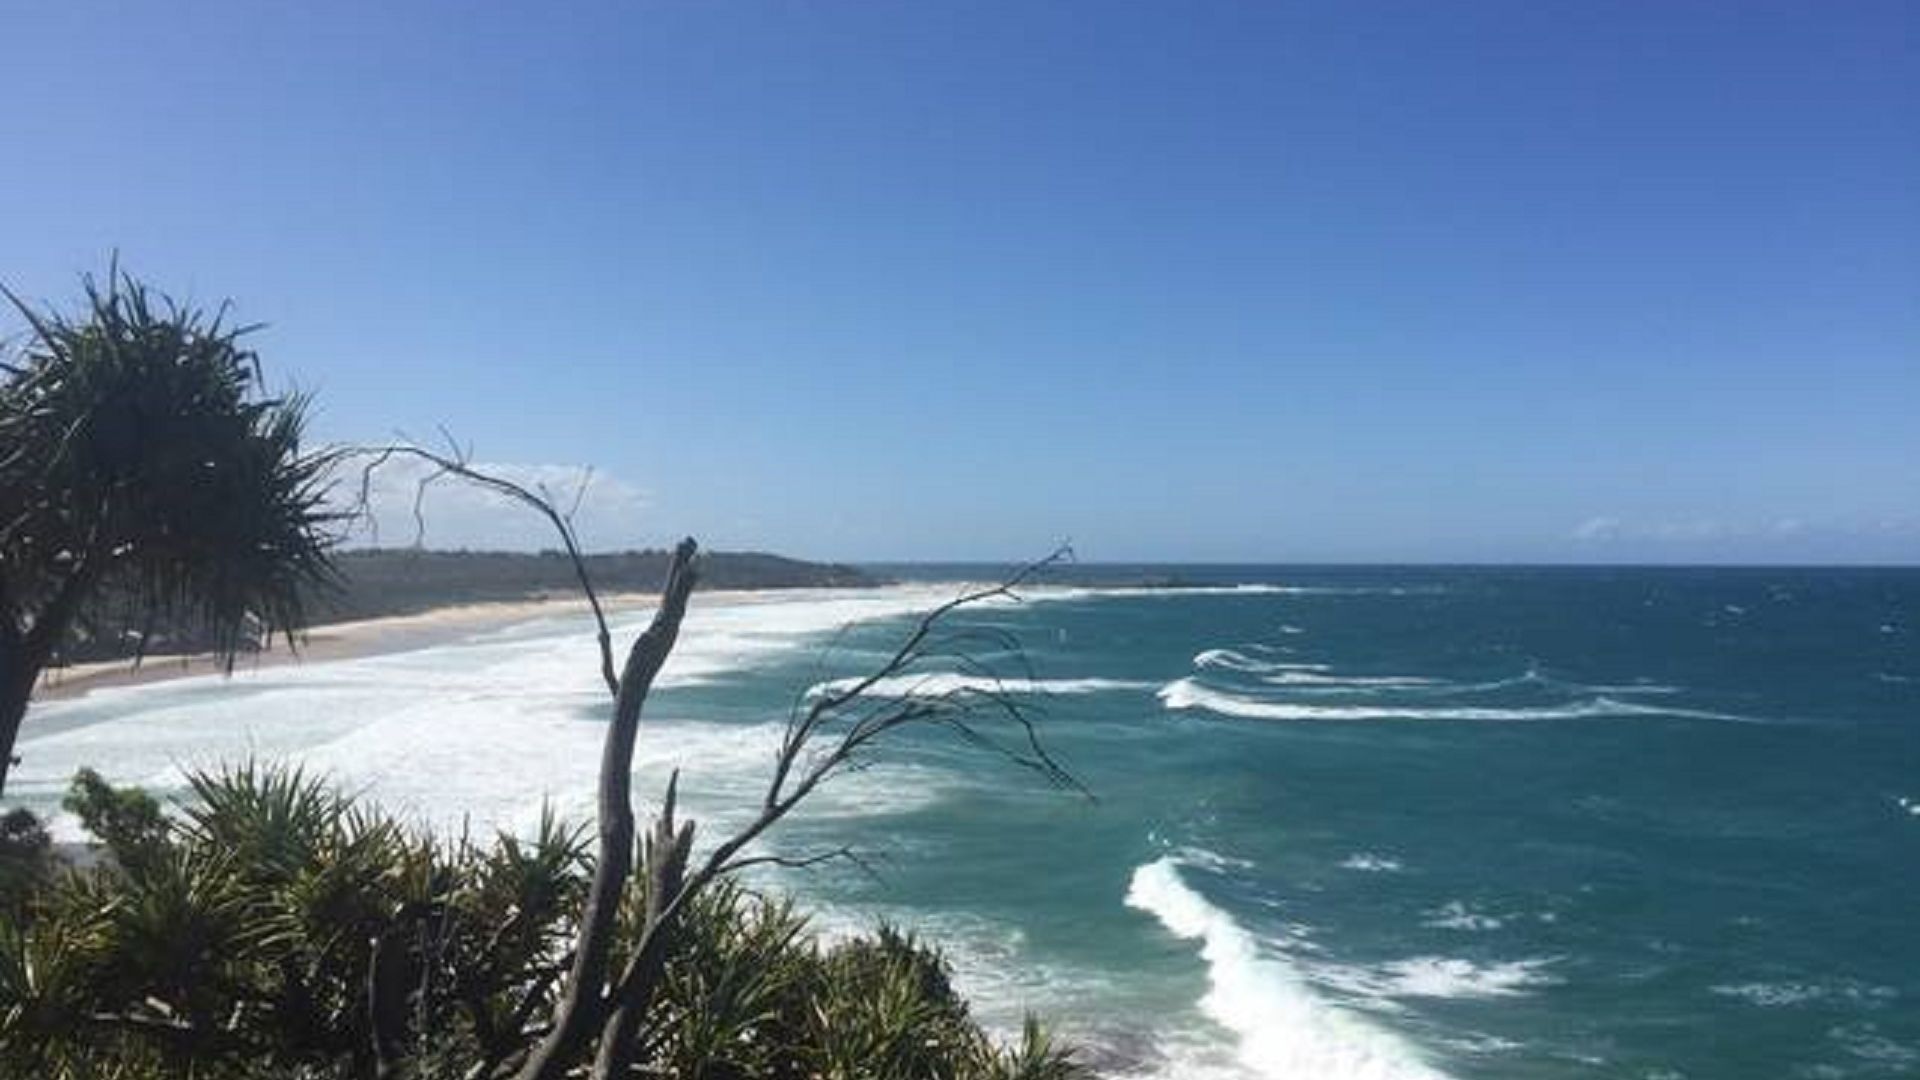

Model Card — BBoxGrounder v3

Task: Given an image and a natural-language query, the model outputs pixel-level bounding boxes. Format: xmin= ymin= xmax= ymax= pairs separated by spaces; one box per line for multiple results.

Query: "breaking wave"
xmin=806 ymin=673 xmax=1154 ymax=698
xmin=1125 ymin=855 xmax=1453 ymax=1079
xmin=1191 ymin=653 xmax=1679 ymax=699
xmin=1262 ymin=672 xmax=1442 ymax=688
xmin=1157 ymin=678 xmax=1751 ymax=724
xmin=1194 ymin=649 xmax=1328 ymax=675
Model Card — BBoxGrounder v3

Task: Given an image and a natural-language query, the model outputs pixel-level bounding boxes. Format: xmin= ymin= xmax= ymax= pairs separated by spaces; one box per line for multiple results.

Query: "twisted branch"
xmin=345 ymin=441 xmax=622 ymax=697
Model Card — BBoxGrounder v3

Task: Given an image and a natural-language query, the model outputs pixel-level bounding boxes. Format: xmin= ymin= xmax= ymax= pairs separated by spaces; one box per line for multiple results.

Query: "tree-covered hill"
xmin=320 ymin=548 xmax=881 ymax=621
xmin=55 ymin=550 xmax=881 ymax=664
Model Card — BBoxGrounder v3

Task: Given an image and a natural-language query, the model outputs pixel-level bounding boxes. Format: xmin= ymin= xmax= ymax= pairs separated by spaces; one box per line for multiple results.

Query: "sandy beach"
xmin=34 ymin=591 xmax=668 ymax=701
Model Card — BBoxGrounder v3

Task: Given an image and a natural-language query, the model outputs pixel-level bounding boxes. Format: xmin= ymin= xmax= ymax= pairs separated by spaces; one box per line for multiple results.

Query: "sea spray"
xmin=1125 ymin=856 xmax=1452 ymax=1080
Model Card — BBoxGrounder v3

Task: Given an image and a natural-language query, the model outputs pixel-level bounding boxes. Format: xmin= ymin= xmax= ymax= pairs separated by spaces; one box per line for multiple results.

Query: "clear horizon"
xmin=343 ymin=549 xmax=1920 ymax=571
xmin=5 ymin=2 xmax=1915 ymax=565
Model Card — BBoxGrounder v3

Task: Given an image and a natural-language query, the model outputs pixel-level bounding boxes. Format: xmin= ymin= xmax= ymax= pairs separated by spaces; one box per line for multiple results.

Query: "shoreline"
xmin=35 ymin=589 xmax=708 ymax=701
xmin=36 ymin=579 xmax=1011 ymax=703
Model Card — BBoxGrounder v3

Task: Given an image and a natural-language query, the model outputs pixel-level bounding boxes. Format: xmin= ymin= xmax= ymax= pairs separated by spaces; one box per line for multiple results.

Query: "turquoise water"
xmin=14 ymin=568 xmax=1920 ymax=1078
xmin=674 ymin=567 xmax=1920 ymax=1078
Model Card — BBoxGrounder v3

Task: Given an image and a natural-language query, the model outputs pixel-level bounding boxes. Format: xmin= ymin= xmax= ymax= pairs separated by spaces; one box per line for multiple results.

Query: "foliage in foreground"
xmin=0 ymin=765 xmax=1085 ymax=1080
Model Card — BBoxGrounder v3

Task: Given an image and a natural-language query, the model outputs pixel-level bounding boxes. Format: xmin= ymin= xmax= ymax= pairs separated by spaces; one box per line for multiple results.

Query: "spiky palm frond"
xmin=798 ymin=926 xmax=980 ymax=1080
xmin=0 ymin=265 xmax=340 ymax=661
xmin=639 ymin=881 xmax=814 ymax=1078
xmin=2 ymin=766 xmax=1090 ymax=1080
xmin=179 ymin=761 xmax=346 ymax=884
xmin=0 ymin=904 xmax=111 ymax=1074
xmin=970 ymin=1015 xmax=1088 ymax=1080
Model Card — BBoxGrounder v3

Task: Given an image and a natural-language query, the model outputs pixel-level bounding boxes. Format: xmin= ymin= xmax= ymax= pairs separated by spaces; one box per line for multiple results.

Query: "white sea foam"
xmin=1581 ymin=685 xmax=1681 ymax=698
xmin=1339 ymin=854 xmax=1404 ymax=873
xmin=809 ymin=894 xmax=1279 ymax=1080
xmin=1830 ymin=1023 xmax=1920 ymax=1068
xmin=1422 ymin=902 xmax=1504 ymax=932
xmin=1455 ymin=667 xmax=1676 ymax=697
xmin=1712 ymin=976 xmax=1889 ymax=1006
xmin=1383 ymin=957 xmax=1557 ymax=999
xmin=1193 ymin=649 xmax=1329 ymax=675
xmin=1187 ymin=655 xmax=1679 ymax=699
xmin=1318 ymin=957 xmax=1559 ymax=1001
xmin=1125 ymin=856 xmax=1453 ymax=1080
xmin=1709 ymin=982 xmax=1834 ymax=1007
xmin=1436 ymin=1033 xmax=1524 ymax=1057
xmin=1195 ymin=649 xmax=1274 ymax=673
xmin=15 ymin=584 xmax=974 ymax=840
xmin=1262 ymin=672 xmax=1441 ymax=688
xmin=1158 ymin=678 xmax=1752 ymax=724
xmin=805 ymin=673 xmax=1154 ymax=699
xmin=1174 ymin=846 xmax=1258 ymax=873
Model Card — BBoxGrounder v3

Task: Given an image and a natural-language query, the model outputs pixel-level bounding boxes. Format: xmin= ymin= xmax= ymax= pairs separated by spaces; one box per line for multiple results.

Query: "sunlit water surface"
xmin=16 ymin=568 xmax=1919 ymax=1080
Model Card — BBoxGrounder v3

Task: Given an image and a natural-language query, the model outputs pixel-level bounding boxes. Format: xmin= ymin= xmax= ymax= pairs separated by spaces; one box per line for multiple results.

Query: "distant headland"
xmin=321 ymin=547 xmax=882 ymax=621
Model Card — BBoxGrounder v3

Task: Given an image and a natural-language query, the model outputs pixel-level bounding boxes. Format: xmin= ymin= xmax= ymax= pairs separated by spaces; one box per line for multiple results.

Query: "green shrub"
xmin=0 ymin=808 xmax=52 ymax=918
xmin=0 ymin=765 xmax=1087 ymax=1080
xmin=64 ymin=767 xmax=169 ymax=873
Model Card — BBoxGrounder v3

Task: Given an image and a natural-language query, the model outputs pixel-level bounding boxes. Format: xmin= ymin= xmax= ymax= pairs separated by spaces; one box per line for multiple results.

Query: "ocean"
xmin=11 ymin=566 xmax=1919 ymax=1079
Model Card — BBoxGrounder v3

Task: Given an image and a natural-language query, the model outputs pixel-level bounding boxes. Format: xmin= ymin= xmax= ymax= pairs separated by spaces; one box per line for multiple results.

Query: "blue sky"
xmin=4 ymin=2 xmax=1915 ymax=563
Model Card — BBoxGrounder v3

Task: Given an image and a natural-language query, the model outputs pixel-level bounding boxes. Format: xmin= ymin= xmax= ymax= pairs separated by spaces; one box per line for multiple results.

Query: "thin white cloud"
xmin=1571 ymin=516 xmax=1622 ymax=542
xmin=333 ymin=455 xmax=654 ymax=552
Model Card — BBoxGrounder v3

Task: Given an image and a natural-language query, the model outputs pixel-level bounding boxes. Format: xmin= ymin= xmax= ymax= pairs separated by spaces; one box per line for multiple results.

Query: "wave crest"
xmin=1125 ymin=855 xmax=1452 ymax=1080
xmin=1158 ymin=678 xmax=1753 ymax=724
xmin=807 ymin=673 xmax=1153 ymax=699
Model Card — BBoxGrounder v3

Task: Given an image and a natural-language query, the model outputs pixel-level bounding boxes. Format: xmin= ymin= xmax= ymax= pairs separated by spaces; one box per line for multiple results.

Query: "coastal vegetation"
xmin=1 ymin=267 xmax=1088 ymax=1078
xmin=319 ymin=548 xmax=879 ymax=622
xmin=1 ymin=764 xmax=1081 ymax=1080
xmin=0 ymin=266 xmax=337 ymax=796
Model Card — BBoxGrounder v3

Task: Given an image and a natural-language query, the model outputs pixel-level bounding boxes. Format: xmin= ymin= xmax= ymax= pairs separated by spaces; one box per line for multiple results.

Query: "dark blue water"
xmin=21 ymin=566 xmax=1917 ymax=1077
xmin=681 ymin=566 xmax=1920 ymax=1079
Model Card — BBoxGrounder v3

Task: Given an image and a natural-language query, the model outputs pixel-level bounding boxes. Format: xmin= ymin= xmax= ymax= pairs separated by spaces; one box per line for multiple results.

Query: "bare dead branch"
xmin=512 ymin=538 xmax=698 ymax=1080
xmin=325 ymin=466 xmax=1076 ymax=1080
xmin=718 ymin=844 xmax=880 ymax=881
xmin=593 ymin=546 xmax=1085 ymax=1067
xmin=566 ymin=467 xmax=595 ymax=524
xmin=343 ymin=442 xmax=623 ymax=698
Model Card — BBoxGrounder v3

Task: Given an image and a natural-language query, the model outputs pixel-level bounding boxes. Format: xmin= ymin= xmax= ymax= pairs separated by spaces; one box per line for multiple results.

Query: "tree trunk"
xmin=0 ymin=647 xmax=33 ymax=798
xmin=0 ymin=613 xmax=57 ymax=800
xmin=0 ymin=563 xmax=98 ymax=799
xmin=590 ymin=777 xmax=694 ymax=1080
xmin=512 ymin=540 xmax=698 ymax=1080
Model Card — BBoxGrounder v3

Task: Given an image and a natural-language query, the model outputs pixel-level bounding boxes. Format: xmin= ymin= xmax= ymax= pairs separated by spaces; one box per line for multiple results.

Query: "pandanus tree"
xmin=0 ymin=442 xmax=1086 ymax=1078
xmin=0 ymin=268 xmax=1085 ymax=1075
xmin=0 ymin=266 xmax=339 ymax=795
